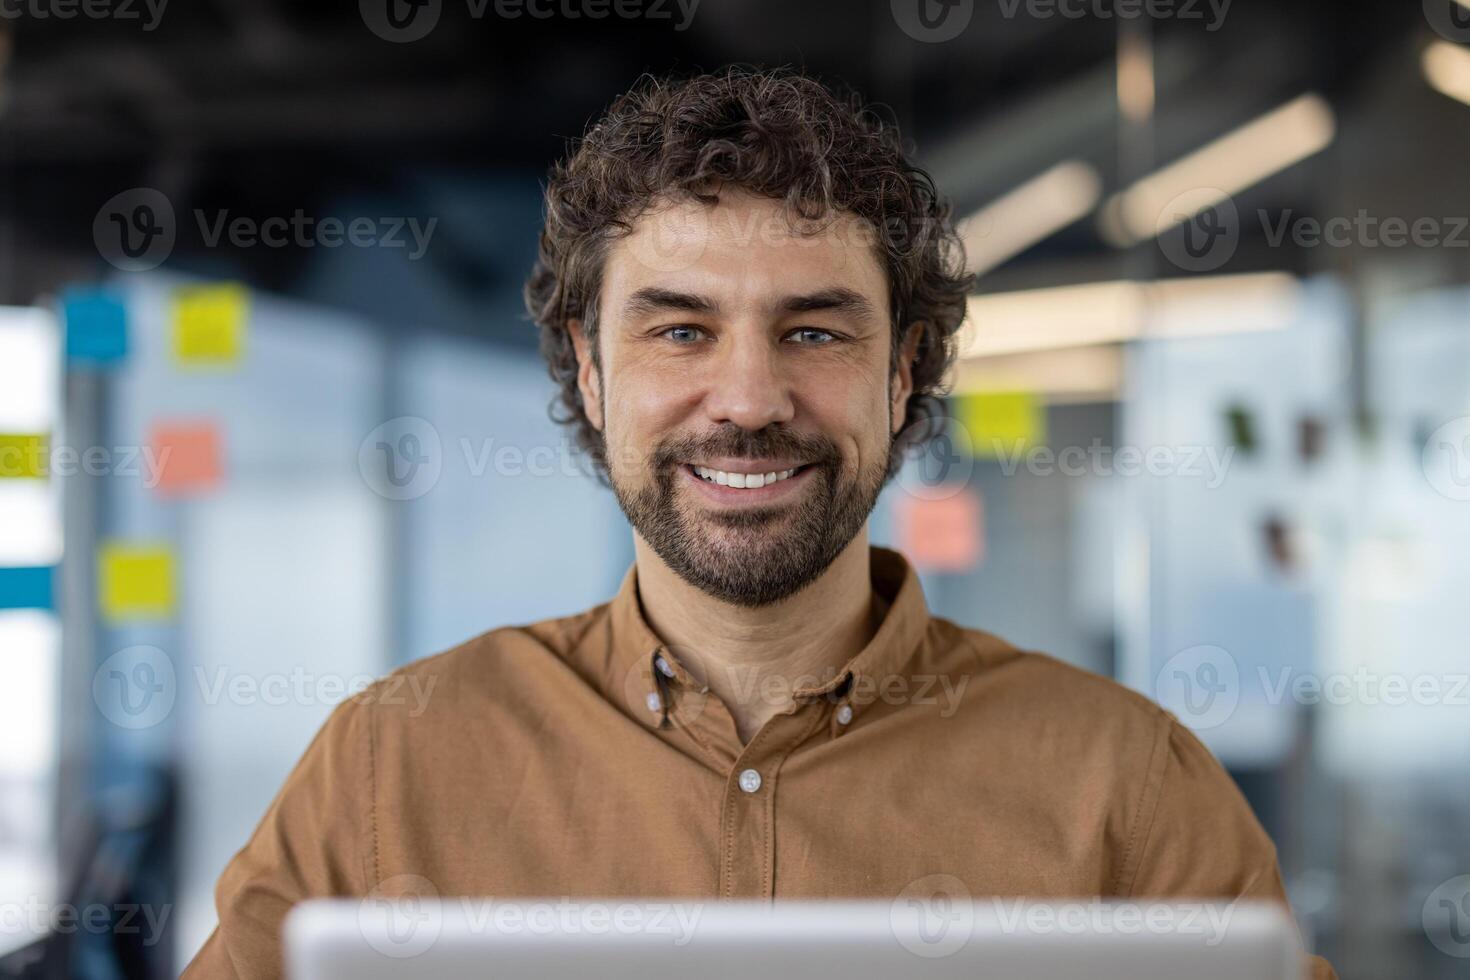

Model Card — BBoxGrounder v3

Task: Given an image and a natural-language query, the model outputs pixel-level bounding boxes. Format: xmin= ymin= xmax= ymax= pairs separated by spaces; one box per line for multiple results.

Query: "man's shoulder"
xmin=353 ymin=599 xmax=619 ymax=723
xmin=927 ymin=616 xmax=1175 ymax=747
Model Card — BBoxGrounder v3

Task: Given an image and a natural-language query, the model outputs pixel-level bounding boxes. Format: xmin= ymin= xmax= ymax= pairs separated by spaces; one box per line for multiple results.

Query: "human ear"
xmin=890 ymin=322 xmax=923 ymax=435
xmin=567 ymin=319 xmax=604 ymax=431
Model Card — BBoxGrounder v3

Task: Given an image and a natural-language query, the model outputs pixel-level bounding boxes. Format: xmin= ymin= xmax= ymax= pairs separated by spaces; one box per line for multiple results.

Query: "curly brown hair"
xmin=523 ymin=66 xmax=972 ymax=485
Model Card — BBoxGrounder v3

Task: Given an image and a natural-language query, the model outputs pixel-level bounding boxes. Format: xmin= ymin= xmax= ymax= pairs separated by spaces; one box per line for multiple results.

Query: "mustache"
xmin=651 ymin=427 xmax=842 ymax=470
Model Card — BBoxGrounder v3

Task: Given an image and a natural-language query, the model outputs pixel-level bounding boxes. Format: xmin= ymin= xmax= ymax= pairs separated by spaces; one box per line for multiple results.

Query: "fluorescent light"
xmin=957 ymin=161 xmax=1103 ymax=277
xmin=0 ymin=307 xmax=59 ymax=431
xmin=959 ymin=272 xmax=1301 ymax=358
xmin=953 ymin=345 xmax=1123 ymax=401
xmin=1099 ymin=94 xmax=1336 ymax=246
xmin=1423 ymin=40 xmax=1470 ymax=106
xmin=1117 ymin=32 xmax=1155 ymax=123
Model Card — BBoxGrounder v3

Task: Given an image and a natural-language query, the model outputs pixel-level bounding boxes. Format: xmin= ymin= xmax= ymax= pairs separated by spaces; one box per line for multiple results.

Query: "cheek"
xmin=799 ymin=370 xmax=890 ymax=465
xmin=602 ymin=362 xmax=700 ymax=462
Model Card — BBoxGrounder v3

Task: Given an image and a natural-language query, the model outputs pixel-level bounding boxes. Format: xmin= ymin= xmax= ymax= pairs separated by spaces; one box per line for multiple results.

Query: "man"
xmin=184 ymin=68 xmax=1335 ymax=978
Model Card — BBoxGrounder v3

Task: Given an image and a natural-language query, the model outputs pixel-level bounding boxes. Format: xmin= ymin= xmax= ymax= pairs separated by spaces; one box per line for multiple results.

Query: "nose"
xmin=700 ymin=334 xmax=795 ymax=431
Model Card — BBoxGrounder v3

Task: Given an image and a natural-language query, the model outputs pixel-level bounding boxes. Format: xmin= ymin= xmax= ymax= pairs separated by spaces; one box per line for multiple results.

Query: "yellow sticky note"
xmin=173 ymin=284 xmax=248 ymax=364
xmin=100 ymin=543 xmax=176 ymax=623
xmin=0 ymin=433 xmax=48 ymax=478
xmin=956 ymin=391 xmax=1044 ymax=459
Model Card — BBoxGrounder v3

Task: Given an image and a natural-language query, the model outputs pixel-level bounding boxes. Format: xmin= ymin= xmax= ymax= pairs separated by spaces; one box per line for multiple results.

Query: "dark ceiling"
xmin=0 ymin=0 xmax=1453 ymax=320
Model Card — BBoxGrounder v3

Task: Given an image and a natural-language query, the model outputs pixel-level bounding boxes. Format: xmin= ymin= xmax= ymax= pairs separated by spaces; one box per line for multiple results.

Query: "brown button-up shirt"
xmin=183 ymin=545 xmax=1334 ymax=979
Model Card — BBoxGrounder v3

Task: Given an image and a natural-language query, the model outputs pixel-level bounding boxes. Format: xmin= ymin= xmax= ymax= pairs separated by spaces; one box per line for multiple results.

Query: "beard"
xmin=609 ymin=423 xmax=891 ymax=607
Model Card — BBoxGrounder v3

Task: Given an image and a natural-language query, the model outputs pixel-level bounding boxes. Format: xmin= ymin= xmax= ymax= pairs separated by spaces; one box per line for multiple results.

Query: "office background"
xmin=2 ymin=0 xmax=1469 ymax=976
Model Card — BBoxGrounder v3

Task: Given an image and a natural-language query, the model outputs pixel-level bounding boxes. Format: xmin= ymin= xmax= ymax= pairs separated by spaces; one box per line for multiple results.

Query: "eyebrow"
xmin=621 ymin=287 xmax=719 ymax=321
xmin=620 ymin=286 xmax=881 ymax=324
xmin=775 ymin=287 xmax=881 ymax=323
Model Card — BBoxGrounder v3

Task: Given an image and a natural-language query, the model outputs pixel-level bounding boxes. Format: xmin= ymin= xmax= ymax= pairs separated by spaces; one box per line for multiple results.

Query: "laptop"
xmin=285 ymin=895 xmax=1302 ymax=979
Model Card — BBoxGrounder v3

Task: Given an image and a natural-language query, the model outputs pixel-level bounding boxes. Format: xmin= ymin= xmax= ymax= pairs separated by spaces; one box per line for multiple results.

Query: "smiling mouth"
xmin=686 ymin=463 xmax=813 ymax=489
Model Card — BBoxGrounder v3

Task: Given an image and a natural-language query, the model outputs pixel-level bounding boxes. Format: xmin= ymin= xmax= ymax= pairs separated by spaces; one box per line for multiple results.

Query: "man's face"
xmin=571 ymin=189 xmax=918 ymax=607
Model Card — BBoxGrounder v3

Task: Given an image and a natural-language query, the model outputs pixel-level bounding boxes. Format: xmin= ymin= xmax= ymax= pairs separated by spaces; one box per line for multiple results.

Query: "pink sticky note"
xmin=895 ymin=489 xmax=983 ymax=572
xmin=150 ymin=420 xmax=223 ymax=496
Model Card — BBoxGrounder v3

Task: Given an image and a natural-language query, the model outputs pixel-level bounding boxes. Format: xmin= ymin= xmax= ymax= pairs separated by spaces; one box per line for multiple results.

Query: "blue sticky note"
xmin=63 ymin=289 xmax=128 ymax=366
xmin=0 ymin=566 xmax=55 ymax=611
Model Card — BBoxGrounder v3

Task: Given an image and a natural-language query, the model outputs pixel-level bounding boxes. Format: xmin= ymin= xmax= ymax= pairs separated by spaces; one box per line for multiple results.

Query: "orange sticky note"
xmin=150 ymin=420 xmax=222 ymax=496
xmin=895 ymin=489 xmax=984 ymax=572
xmin=100 ymin=543 xmax=176 ymax=623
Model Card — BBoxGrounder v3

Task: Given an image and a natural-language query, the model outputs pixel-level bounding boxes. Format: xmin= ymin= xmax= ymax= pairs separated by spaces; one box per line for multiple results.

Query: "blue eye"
xmin=789 ymin=328 xmax=836 ymax=344
xmin=663 ymin=325 xmax=704 ymax=343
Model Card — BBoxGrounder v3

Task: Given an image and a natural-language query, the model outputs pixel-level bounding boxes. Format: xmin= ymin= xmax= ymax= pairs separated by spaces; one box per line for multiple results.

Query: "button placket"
xmin=717 ymin=703 xmax=829 ymax=899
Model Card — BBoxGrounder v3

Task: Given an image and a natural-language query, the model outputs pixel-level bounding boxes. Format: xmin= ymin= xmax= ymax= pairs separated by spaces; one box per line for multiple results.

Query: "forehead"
xmin=601 ymin=189 xmax=889 ymax=316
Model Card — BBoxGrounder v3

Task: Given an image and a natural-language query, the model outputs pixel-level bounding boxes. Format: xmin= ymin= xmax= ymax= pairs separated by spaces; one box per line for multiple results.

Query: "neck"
xmin=633 ymin=530 xmax=879 ymax=745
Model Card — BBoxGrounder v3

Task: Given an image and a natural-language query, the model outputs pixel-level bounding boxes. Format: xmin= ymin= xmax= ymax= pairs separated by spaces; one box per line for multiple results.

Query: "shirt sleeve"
xmin=1121 ymin=715 xmax=1337 ymax=980
xmin=180 ymin=695 xmax=375 ymax=979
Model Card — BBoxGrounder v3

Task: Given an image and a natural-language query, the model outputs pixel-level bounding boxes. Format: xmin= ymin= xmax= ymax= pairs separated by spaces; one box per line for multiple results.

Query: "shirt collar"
xmin=608 ymin=545 xmax=931 ymax=717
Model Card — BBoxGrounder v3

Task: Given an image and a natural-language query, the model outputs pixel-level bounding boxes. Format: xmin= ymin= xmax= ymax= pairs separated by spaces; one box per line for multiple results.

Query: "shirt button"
xmin=738 ymin=768 xmax=762 ymax=793
xmin=655 ymin=656 xmax=676 ymax=678
xmin=836 ymin=704 xmax=854 ymax=725
xmin=645 ymin=691 xmax=662 ymax=713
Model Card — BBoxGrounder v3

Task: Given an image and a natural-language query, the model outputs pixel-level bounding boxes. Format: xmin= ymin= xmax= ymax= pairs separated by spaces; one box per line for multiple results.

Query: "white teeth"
xmin=693 ymin=465 xmax=799 ymax=489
